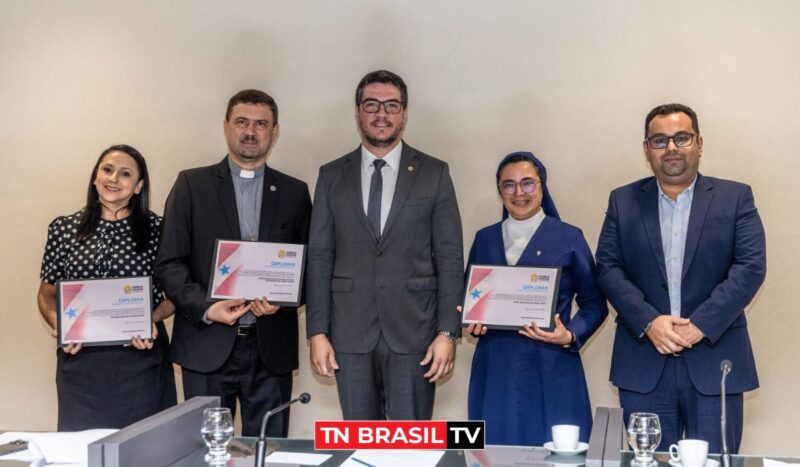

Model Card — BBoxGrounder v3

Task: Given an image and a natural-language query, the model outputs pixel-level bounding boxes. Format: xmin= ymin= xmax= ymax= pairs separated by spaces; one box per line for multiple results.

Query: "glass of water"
xmin=201 ymin=407 xmax=234 ymax=462
xmin=627 ymin=412 xmax=661 ymax=466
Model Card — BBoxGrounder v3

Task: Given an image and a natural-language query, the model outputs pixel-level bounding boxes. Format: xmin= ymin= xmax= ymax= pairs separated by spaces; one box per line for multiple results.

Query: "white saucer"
xmin=543 ymin=441 xmax=589 ymax=455
xmin=668 ymin=459 xmax=720 ymax=467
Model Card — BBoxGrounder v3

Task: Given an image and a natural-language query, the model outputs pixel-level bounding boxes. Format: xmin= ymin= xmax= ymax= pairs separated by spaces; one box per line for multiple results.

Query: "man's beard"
xmin=360 ymin=121 xmax=404 ymax=148
xmin=659 ymin=156 xmax=688 ymax=177
xmin=237 ymin=136 xmax=263 ymax=159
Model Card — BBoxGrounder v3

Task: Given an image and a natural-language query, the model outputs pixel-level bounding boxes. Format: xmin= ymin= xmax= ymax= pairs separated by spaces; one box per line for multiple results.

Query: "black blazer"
xmin=156 ymin=157 xmax=312 ymax=374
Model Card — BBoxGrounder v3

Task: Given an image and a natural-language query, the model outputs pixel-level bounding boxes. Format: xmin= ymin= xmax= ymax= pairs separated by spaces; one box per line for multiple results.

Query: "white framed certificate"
xmin=57 ymin=276 xmax=153 ymax=347
xmin=461 ymin=264 xmax=561 ymax=331
xmin=208 ymin=239 xmax=306 ymax=307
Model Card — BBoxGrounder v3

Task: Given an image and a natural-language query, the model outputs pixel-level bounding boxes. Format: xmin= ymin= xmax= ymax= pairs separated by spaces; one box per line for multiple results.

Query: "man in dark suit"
xmin=306 ymin=70 xmax=464 ymax=420
xmin=155 ymin=90 xmax=311 ymax=436
xmin=596 ymin=103 xmax=766 ymax=453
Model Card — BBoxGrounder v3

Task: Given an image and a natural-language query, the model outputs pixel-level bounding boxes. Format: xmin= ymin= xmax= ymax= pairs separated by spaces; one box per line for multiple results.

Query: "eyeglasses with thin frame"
xmin=645 ymin=132 xmax=697 ymax=149
xmin=359 ymin=99 xmax=404 ymax=114
xmin=499 ymin=178 xmax=541 ymax=195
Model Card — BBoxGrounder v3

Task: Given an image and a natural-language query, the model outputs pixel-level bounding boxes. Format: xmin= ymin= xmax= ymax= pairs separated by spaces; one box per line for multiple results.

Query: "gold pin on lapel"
xmin=407 ymin=166 xmax=414 ymax=172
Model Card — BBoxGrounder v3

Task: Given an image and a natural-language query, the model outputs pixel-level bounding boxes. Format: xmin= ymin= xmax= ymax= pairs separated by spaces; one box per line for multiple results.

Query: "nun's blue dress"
xmin=467 ymin=153 xmax=607 ymax=446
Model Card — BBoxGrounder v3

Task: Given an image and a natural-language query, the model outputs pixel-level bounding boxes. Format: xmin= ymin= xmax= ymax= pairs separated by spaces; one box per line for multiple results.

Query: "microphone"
xmin=254 ymin=392 xmax=311 ymax=467
xmin=720 ymin=360 xmax=732 ymax=467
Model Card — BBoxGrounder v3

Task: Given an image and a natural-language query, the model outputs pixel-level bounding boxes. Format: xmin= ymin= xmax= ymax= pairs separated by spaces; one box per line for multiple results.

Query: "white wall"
xmin=1 ymin=0 xmax=798 ymax=456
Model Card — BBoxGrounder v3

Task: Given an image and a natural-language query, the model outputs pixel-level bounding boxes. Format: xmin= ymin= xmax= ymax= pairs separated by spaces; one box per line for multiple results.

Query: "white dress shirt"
xmin=360 ymin=142 xmax=403 ymax=234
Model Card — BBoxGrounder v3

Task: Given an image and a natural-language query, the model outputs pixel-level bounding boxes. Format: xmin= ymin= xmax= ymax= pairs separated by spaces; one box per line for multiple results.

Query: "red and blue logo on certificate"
xmin=463 ymin=267 xmax=495 ymax=322
xmin=212 ymin=242 xmax=243 ymax=297
xmin=60 ymin=283 xmax=89 ymax=341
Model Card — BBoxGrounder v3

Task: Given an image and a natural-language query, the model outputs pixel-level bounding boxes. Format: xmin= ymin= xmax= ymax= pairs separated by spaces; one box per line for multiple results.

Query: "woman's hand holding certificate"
xmin=56 ymin=276 xmax=153 ymax=348
xmin=520 ymin=313 xmax=574 ymax=346
xmin=461 ymin=264 xmax=561 ymax=331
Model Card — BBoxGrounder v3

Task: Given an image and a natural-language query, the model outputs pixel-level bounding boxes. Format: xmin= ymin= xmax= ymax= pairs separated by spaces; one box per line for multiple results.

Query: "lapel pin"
xmin=407 ymin=166 xmax=414 ymax=172
xmin=270 ymin=185 xmax=276 ymax=192
xmin=536 ymin=250 xmax=542 ymax=256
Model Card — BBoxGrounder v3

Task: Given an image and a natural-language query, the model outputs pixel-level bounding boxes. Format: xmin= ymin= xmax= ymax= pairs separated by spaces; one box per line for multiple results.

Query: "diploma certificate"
xmin=461 ymin=264 xmax=561 ymax=331
xmin=57 ymin=276 xmax=153 ymax=347
xmin=208 ymin=240 xmax=306 ymax=306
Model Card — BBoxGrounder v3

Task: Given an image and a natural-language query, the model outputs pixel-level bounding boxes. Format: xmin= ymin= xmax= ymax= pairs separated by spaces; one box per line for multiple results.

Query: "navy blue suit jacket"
xmin=596 ymin=174 xmax=766 ymax=395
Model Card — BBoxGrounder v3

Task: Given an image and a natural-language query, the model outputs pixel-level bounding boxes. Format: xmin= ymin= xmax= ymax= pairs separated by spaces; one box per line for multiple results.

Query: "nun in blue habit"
xmin=465 ymin=151 xmax=608 ymax=447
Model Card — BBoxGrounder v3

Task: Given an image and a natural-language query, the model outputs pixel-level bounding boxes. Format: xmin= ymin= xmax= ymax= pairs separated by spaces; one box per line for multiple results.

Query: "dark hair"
xmin=644 ymin=103 xmax=700 ymax=137
xmin=76 ymin=145 xmax=152 ymax=253
xmin=225 ymin=89 xmax=279 ymax=124
xmin=355 ymin=70 xmax=408 ymax=107
xmin=495 ymin=154 xmax=541 ymax=193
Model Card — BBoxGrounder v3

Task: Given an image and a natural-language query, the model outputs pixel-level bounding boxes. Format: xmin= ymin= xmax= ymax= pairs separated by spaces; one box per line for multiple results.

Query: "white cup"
xmin=669 ymin=439 xmax=709 ymax=467
xmin=552 ymin=424 xmax=580 ymax=451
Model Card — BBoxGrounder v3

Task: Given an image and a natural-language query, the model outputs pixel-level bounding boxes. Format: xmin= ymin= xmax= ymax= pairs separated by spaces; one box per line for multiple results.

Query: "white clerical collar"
xmin=228 ymin=157 xmax=265 ymax=179
xmin=361 ymin=141 xmax=403 ymax=172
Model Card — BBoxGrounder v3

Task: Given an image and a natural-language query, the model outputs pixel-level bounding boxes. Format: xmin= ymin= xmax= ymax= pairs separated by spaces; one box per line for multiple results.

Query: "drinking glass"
xmin=627 ymin=412 xmax=661 ymax=466
xmin=201 ymin=407 xmax=234 ymax=462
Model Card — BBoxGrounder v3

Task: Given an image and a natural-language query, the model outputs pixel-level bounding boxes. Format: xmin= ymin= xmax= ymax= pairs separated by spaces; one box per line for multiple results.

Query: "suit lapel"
xmin=214 ymin=158 xmax=241 ymax=240
xmin=343 ymin=148 xmax=376 ymax=243
xmin=380 ymin=143 xmax=418 ymax=244
xmin=682 ymin=174 xmax=713 ymax=279
xmin=638 ymin=178 xmax=668 ymax=283
xmin=258 ymin=166 xmax=280 ymax=240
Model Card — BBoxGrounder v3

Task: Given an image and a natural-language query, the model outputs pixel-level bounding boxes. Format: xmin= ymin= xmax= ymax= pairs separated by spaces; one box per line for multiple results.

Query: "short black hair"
xmin=644 ymin=103 xmax=699 ymax=137
xmin=226 ymin=89 xmax=278 ymax=124
xmin=355 ymin=70 xmax=408 ymax=107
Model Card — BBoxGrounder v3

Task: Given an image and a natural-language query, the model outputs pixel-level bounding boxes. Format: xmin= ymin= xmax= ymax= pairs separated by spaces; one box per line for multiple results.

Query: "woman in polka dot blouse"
xmin=36 ymin=145 xmax=177 ymax=431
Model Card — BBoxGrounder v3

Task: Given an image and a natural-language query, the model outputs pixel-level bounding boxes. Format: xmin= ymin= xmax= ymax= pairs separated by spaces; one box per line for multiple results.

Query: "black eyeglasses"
xmin=499 ymin=178 xmax=541 ymax=195
xmin=645 ymin=132 xmax=697 ymax=149
xmin=359 ymin=99 xmax=404 ymax=114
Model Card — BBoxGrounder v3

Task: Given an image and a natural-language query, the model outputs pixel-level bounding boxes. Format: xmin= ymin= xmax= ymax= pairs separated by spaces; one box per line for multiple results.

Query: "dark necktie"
xmin=367 ymin=159 xmax=387 ymax=239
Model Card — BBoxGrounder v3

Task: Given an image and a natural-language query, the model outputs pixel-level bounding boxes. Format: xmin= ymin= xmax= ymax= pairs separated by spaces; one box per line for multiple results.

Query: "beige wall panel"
xmin=1 ymin=0 xmax=797 ymax=456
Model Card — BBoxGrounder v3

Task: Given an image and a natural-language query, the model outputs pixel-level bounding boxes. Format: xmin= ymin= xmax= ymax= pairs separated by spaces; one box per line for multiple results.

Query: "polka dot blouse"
xmin=40 ymin=210 xmax=164 ymax=306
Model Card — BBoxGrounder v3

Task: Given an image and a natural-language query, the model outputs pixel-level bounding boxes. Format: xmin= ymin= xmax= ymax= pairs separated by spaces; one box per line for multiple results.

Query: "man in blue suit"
xmin=596 ymin=103 xmax=766 ymax=453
